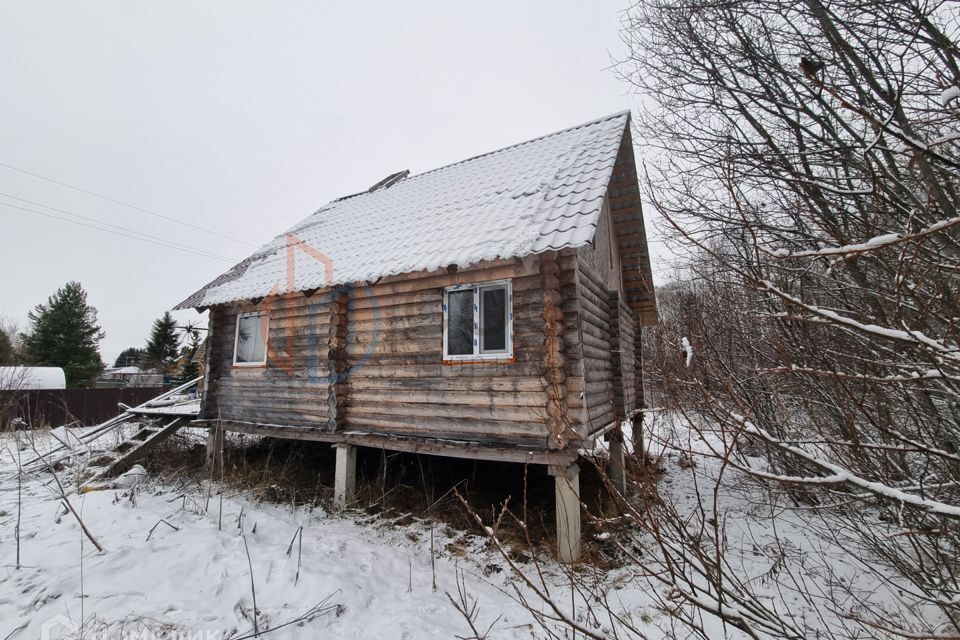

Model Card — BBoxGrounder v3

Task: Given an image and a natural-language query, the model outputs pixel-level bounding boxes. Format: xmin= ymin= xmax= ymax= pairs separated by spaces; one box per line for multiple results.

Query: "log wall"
xmin=200 ymin=251 xmax=642 ymax=452
xmin=608 ymin=292 xmax=638 ymax=418
xmin=201 ymin=293 xmax=337 ymax=428
xmin=577 ymin=200 xmax=623 ymax=294
xmin=620 ymin=295 xmax=639 ymax=414
xmin=573 ymin=258 xmax=617 ymax=434
xmin=343 ymin=257 xmax=581 ymax=447
xmin=203 ymin=257 xmax=589 ymax=451
xmin=572 ymin=197 xmax=647 ymax=433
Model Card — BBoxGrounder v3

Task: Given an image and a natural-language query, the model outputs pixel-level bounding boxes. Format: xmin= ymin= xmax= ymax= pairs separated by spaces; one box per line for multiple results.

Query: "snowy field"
xmin=0 ymin=415 xmax=924 ymax=639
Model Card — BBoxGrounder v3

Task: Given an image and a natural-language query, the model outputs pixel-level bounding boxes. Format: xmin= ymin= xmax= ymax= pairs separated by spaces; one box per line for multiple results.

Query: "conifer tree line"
xmin=5 ymin=282 xmax=201 ymax=387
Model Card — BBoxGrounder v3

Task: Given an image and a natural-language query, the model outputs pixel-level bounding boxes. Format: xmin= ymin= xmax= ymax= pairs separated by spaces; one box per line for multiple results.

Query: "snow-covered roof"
xmin=0 ymin=366 xmax=66 ymax=390
xmin=176 ymin=111 xmax=636 ymax=310
xmin=104 ymin=366 xmax=141 ymax=376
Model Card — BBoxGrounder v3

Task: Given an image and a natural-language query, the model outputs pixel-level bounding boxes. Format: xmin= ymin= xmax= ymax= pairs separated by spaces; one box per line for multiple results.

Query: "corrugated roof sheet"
xmin=175 ymin=111 xmax=631 ymax=309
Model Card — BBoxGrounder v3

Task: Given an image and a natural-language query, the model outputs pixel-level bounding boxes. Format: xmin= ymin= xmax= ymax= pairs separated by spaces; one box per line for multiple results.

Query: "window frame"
xmin=442 ymin=279 xmax=513 ymax=363
xmin=233 ymin=311 xmax=270 ymax=367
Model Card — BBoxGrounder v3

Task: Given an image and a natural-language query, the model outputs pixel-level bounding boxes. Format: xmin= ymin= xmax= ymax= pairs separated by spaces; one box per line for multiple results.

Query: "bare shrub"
xmin=615 ymin=0 xmax=960 ymax=635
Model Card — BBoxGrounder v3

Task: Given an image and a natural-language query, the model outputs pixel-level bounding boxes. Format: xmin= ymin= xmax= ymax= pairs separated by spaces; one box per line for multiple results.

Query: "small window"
xmin=443 ymin=281 xmax=512 ymax=361
xmin=234 ymin=312 xmax=269 ymax=366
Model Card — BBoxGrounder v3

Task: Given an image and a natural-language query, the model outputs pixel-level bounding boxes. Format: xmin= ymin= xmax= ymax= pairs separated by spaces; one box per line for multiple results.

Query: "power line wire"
xmin=0 ymin=159 xmax=258 ymax=247
xmin=1 ymin=200 xmax=236 ymax=263
xmin=0 ymin=190 xmax=237 ymax=262
xmin=3 ymin=199 xmax=234 ymax=262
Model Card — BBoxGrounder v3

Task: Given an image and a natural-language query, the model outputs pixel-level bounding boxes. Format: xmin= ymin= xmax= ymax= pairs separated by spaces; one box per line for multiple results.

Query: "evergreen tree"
xmin=144 ymin=312 xmax=180 ymax=372
xmin=177 ymin=329 xmax=202 ymax=383
xmin=0 ymin=330 xmax=15 ymax=365
xmin=21 ymin=281 xmax=105 ymax=387
xmin=114 ymin=347 xmax=146 ymax=368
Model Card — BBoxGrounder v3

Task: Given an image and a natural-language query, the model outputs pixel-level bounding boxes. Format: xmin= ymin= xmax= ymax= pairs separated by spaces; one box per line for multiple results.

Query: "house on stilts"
xmin=174 ymin=111 xmax=657 ymax=561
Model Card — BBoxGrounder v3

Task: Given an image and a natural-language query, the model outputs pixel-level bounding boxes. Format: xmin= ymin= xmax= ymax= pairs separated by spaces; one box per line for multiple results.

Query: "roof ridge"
xmin=401 ymin=110 xmax=631 ymax=184
xmin=315 ymin=111 xmax=632 ymax=213
xmin=288 ymin=111 xmax=631 ymax=235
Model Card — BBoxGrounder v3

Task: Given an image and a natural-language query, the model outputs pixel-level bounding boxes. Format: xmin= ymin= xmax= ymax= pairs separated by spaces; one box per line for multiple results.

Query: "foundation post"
xmin=205 ymin=422 xmax=224 ymax=477
xmin=549 ymin=463 xmax=581 ymax=563
xmin=631 ymin=412 xmax=645 ymax=462
xmin=333 ymin=443 xmax=357 ymax=511
xmin=608 ymin=429 xmax=627 ymax=496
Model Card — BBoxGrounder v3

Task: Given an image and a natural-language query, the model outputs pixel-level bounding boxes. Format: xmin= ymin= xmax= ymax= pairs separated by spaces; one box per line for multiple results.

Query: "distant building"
xmin=97 ymin=366 xmax=163 ymax=388
xmin=0 ymin=366 xmax=66 ymax=390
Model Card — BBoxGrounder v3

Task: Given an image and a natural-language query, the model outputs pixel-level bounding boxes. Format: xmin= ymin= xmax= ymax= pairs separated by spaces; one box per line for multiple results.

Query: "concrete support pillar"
xmin=549 ymin=463 xmax=581 ymax=563
xmin=608 ymin=431 xmax=627 ymax=496
xmin=205 ymin=423 xmax=224 ymax=478
xmin=333 ymin=443 xmax=357 ymax=511
xmin=631 ymin=413 xmax=645 ymax=461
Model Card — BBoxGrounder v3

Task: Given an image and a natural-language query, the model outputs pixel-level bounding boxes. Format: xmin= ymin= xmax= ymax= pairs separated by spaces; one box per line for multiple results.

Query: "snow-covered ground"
xmin=0 ymin=416 xmax=929 ymax=639
xmin=640 ymin=413 xmax=940 ymax=638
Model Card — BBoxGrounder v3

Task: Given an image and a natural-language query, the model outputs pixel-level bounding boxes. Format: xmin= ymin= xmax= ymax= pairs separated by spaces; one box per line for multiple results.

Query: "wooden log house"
xmin=174 ymin=111 xmax=657 ymax=561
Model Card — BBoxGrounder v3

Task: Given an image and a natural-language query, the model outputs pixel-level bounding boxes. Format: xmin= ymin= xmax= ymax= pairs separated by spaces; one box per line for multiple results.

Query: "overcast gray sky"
xmin=0 ymin=0 xmax=665 ymax=365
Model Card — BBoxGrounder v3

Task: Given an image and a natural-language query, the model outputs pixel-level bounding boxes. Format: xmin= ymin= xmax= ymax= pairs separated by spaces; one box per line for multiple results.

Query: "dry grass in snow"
xmin=0 ymin=416 xmax=933 ymax=639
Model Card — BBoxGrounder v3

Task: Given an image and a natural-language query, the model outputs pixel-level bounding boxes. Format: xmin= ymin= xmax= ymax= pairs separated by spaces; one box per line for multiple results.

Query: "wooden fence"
xmin=0 ymin=387 xmax=166 ymax=429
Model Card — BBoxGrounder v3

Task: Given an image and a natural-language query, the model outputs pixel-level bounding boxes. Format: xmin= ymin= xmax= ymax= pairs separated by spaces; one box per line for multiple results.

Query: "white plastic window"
xmin=443 ymin=280 xmax=513 ymax=361
xmin=234 ymin=312 xmax=269 ymax=365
